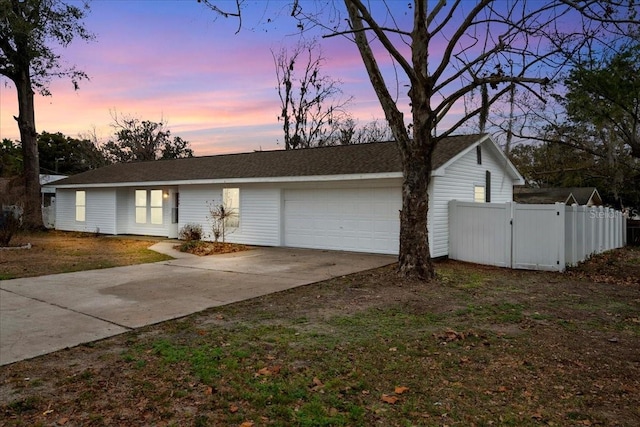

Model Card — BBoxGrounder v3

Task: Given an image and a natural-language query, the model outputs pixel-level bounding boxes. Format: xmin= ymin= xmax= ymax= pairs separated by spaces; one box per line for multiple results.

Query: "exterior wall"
xmin=430 ymin=141 xmax=515 ymax=257
xmin=52 ymin=143 xmax=517 ymax=257
xmin=123 ymin=187 xmax=175 ymax=238
xmin=178 ymin=184 xmax=281 ymax=246
xmin=115 ymin=188 xmax=129 ymax=235
xmin=55 ymin=188 xmax=116 ymax=234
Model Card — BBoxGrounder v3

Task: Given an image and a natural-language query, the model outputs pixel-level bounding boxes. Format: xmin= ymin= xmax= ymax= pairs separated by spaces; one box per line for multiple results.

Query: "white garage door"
xmin=284 ymin=187 xmax=401 ymax=254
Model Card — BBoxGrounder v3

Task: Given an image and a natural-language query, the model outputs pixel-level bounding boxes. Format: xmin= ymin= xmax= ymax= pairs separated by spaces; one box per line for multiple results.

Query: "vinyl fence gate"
xmin=448 ymin=201 xmax=627 ymax=272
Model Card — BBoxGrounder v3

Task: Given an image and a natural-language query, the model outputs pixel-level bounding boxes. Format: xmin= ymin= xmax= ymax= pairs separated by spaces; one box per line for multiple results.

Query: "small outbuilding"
xmin=48 ymin=134 xmax=524 ymax=256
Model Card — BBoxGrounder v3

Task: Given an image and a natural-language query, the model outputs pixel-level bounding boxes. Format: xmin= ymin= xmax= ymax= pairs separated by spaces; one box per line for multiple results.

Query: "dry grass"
xmin=0 ymin=230 xmax=172 ymax=280
xmin=1 ymin=243 xmax=638 ymax=426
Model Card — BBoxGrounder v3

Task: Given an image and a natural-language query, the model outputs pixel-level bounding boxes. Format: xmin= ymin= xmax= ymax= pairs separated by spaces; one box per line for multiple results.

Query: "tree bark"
xmin=398 ymin=143 xmax=435 ymax=280
xmin=15 ymin=69 xmax=43 ymax=229
xmin=345 ymin=0 xmax=435 ymax=280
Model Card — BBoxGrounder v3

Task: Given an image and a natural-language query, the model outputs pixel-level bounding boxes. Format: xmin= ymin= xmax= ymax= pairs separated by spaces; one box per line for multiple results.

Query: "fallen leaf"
xmin=395 ymin=386 xmax=410 ymax=394
xmin=256 ymin=365 xmax=281 ymax=376
xmin=498 ymin=386 xmax=508 ymax=392
xmin=215 ymin=314 xmax=224 ymax=320
xmin=42 ymin=409 xmax=54 ymax=416
xmin=57 ymin=417 xmax=69 ymax=425
xmin=381 ymin=394 xmax=399 ymax=404
xmin=229 ymin=404 xmax=239 ymax=413
xmin=205 ymin=386 xmax=213 ymax=395
xmin=388 ymin=347 xmax=398 ymax=352
xmin=239 ymin=422 xmax=254 ymax=427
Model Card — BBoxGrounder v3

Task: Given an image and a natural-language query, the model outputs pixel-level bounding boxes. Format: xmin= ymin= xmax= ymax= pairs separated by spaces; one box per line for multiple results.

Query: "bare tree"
xmin=102 ymin=112 xmax=194 ymax=163
xmin=326 ymin=118 xmax=394 ymax=145
xmin=273 ymin=38 xmax=352 ymax=149
xmin=200 ymin=0 xmax=638 ymax=280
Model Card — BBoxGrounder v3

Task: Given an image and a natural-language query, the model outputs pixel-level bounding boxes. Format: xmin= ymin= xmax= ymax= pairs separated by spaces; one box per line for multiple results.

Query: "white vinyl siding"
xmin=430 ymin=141 xmax=515 ymax=258
xmin=56 ymin=188 xmax=116 ymax=234
xmin=178 ymin=185 xmax=280 ymax=246
xmin=116 ymin=189 xmax=129 ymax=234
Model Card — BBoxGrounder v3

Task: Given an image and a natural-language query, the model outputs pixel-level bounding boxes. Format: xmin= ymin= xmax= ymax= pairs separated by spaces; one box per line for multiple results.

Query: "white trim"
xmin=50 ymin=172 xmax=404 ymax=189
xmin=432 ymin=135 xmax=524 ymax=184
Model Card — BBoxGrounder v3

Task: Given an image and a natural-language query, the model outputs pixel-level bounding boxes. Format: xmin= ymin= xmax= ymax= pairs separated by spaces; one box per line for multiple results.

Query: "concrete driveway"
xmin=0 ymin=243 xmax=394 ymax=366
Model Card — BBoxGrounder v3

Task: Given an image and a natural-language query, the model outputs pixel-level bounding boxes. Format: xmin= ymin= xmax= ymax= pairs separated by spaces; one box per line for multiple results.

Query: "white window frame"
xmin=474 ymin=185 xmax=486 ymax=203
xmin=135 ymin=189 xmax=147 ymax=224
xmin=75 ymin=190 xmax=86 ymax=222
xmin=223 ymin=188 xmax=240 ymax=228
xmin=150 ymin=190 xmax=163 ymax=225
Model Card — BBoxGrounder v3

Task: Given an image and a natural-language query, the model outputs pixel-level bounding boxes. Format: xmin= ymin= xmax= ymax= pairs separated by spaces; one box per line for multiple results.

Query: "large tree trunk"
xmin=15 ymin=70 xmax=43 ymax=229
xmin=398 ymin=145 xmax=435 ymax=280
xmin=344 ymin=0 xmax=436 ymax=280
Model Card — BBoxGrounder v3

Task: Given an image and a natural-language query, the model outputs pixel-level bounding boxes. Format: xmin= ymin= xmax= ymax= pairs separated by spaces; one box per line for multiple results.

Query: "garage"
xmin=283 ymin=187 xmax=401 ymax=255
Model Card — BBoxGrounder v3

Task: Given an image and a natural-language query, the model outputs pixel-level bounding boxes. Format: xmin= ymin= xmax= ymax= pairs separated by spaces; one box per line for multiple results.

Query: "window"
xmin=135 ymin=190 xmax=147 ymax=224
xmin=150 ymin=190 xmax=163 ymax=225
xmin=135 ymin=189 xmax=164 ymax=224
xmin=474 ymin=185 xmax=485 ymax=203
xmin=223 ymin=188 xmax=240 ymax=228
xmin=75 ymin=191 xmax=85 ymax=222
xmin=476 ymin=145 xmax=482 ymax=164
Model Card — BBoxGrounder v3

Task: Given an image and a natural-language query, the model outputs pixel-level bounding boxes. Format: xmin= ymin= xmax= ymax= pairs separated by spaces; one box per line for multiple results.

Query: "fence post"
xmin=570 ymin=204 xmax=579 ymax=265
xmin=556 ymin=203 xmax=566 ymax=271
xmin=448 ymin=200 xmax=458 ymax=258
xmin=597 ymin=206 xmax=605 ymax=253
xmin=506 ymin=202 xmax=514 ymax=269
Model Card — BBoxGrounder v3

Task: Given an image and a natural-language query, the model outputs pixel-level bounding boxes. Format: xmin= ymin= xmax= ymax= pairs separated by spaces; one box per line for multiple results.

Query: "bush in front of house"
xmin=178 ymin=223 xmax=203 ymax=242
xmin=0 ymin=209 xmax=21 ymax=247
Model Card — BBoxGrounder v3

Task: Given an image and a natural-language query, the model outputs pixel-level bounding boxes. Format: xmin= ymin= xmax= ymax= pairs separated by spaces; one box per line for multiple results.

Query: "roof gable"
xmin=52 ymin=134 xmax=505 ymax=187
xmin=514 ymin=187 xmax=602 ymax=206
xmin=432 ymin=134 xmax=524 ymax=183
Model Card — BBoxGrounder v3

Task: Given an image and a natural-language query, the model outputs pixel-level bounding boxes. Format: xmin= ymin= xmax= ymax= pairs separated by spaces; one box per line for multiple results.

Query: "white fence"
xmin=42 ymin=205 xmax=56 ymax=229
xmin=449 ymin=201 xmax=627 ymax=271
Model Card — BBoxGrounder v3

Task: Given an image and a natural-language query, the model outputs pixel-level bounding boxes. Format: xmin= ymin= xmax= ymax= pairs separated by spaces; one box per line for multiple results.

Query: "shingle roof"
xmin=514 ymin=187 xmax=602 ymax=206
xmin=52 ymin=134 xmax=484 ymax=186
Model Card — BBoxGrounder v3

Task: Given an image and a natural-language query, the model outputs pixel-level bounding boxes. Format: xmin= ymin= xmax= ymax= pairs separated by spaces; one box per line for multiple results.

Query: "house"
xmin=514 ymin=187 xmax=603 ymax=207
xmin=40 ymin=174 xmax=68 ymax=228
xmin=48 ymin=134 xmax=524 ymax=257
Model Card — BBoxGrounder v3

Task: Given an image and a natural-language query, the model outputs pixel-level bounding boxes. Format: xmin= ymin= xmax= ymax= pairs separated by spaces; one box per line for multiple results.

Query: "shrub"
xmin=0 ymin=210 xmax=21 ymax=247
xmin=178 ymin=223 xmax=203 ymax=241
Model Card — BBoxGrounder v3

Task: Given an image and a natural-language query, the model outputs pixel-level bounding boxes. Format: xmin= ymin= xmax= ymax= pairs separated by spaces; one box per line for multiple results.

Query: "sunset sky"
xmin=1 ymin=1 xmax=603 ymax=157
xmin=1 ymin=1 xmax=418 ymax=156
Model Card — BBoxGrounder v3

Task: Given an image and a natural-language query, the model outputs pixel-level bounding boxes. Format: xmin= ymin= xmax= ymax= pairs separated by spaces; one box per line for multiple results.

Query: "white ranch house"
xmin=48 ymin=134 xmax=524 ymax=257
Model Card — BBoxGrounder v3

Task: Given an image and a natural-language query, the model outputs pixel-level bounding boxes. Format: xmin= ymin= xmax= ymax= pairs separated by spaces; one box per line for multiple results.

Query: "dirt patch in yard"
xmin=174 ymin=240 xmax=251 ymax=256
xmin=1 ymin=245 xmax=639 ymax=426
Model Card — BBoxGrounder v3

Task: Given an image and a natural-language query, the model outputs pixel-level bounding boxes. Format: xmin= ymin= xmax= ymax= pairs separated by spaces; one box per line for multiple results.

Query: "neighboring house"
xmin=40 ymin=174 xmax=68 ymax=228
xmin=514 ymin=187 xmax=603 ymax=207
xmin=47 ymin=134 xmax=523 ymax=257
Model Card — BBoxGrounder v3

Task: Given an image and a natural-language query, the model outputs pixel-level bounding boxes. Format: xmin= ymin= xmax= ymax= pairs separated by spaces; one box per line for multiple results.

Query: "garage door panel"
xmin=284 ymin=187 xmax=400 ymax=255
